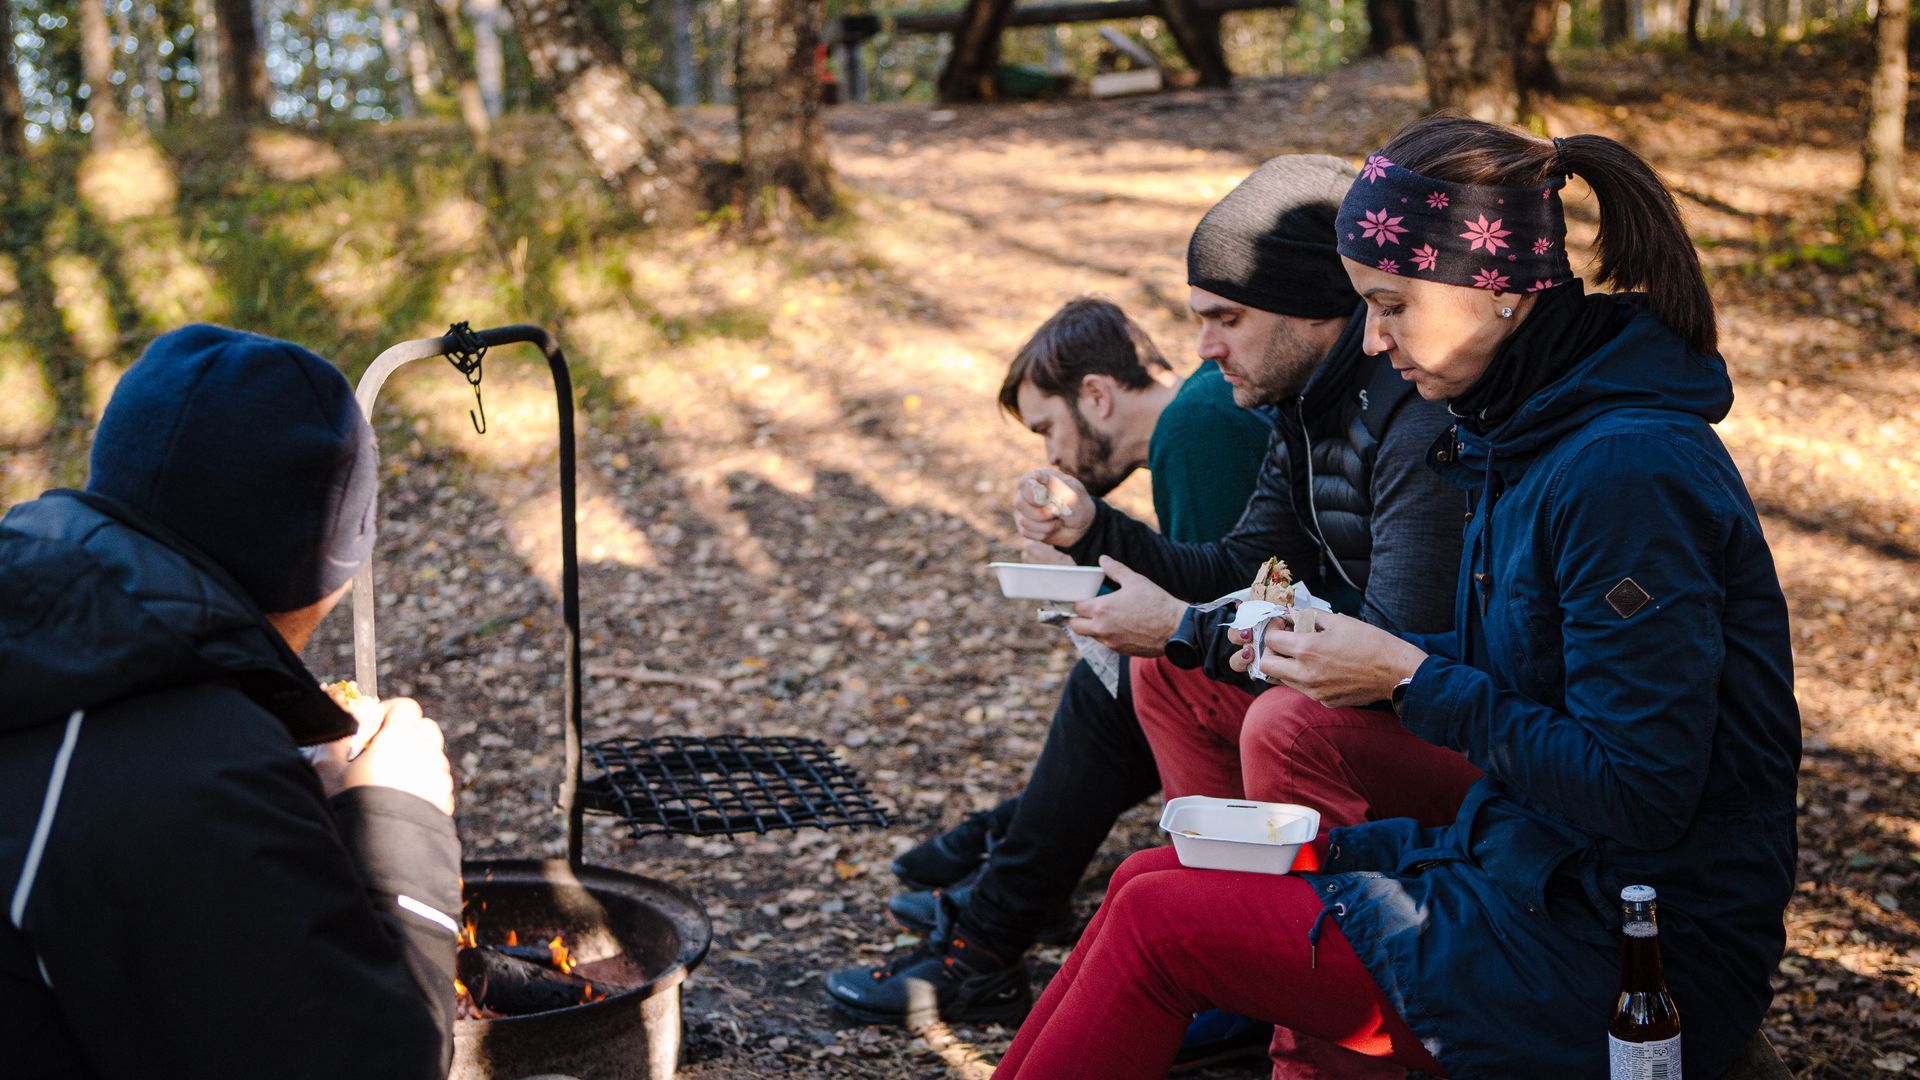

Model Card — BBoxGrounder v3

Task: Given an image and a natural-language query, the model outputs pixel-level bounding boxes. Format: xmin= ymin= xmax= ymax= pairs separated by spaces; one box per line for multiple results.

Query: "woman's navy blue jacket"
xmin=1302 ymin=299 xmax=1799 ymax=1079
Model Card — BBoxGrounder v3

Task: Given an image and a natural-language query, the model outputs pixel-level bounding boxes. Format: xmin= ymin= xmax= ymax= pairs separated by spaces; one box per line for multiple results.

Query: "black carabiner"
xmin=444 ymin=321 xmax=489 ymax=434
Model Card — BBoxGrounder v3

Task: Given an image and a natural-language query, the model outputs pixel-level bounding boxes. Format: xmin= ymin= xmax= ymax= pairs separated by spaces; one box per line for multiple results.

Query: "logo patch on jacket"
xmin=1605 ymin=578 xmax=1652 ymax=619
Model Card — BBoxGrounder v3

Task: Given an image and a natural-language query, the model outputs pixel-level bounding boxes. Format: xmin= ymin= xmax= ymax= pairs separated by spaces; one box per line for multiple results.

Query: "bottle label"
xmin=1609 ymin=1034 xmax=1682 ymax=1080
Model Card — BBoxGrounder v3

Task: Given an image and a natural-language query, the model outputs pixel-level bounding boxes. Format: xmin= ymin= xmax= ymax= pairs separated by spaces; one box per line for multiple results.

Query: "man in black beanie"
xmin=0 ymin=325 xmax=462 ymax=1079
xmin=828 ymin=155 xmax=1466 ymax=1078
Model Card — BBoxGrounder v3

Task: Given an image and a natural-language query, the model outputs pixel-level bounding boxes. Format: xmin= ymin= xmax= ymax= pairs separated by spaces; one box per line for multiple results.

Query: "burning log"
xmin=456 ymin=946 xmax=617 ymax=1015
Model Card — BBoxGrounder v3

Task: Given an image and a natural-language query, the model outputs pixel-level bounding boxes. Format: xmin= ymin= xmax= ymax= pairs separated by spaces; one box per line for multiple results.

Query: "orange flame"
xmin=506 ymin=929 xmax=518 ymax=947
xmin=458 ymin=920 xmax=478 ymax=948
xmin=547 ymin=935 xmax=577 ymax=974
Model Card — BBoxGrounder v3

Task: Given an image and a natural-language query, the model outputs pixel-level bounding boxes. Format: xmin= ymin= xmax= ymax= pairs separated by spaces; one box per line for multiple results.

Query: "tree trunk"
xmin=1 ymin=0 xmax=27 ymax=157
xmin=503 ymin=0 xmax=710 ymax=225
xmin=412 ymin=0 xmax=493 ymax=145
xmin=193 ymin=0 xmax=223 ymax=115
xmin=401 ymin=5 xmax=438 ymax=101
xmin=79 ymin=0 xmax=122 ymax=143
xmin=214 ymin=0 xmax=270 ymax=118
xmin=938 ymin=0 xmax=1016 ymax=101
xmin=1368 ymin=0 xmax=1421 ymax=51
xmin=735 ymin=0 xmax=834 ymax=228
xmin=672 ymin=0 xmax=699 ymax=104
xmin=1414 ymin=0 xmax=1559 ymax=122
xmin=133 ymin=0 xmax=171 ymax=124
xmin=1148 ymin=0 xmax=1233 ymax=86
xmin=1861 ymin=0 xmax=1909 ymax=215
xmin=1514 ymin=0 xmax=1559 ymax=97
xmin=375 ymin=0 xmax=419 ymax=117
xmin=1601 ymin=0 xmax=1631 ymax=42
xmin=1684 ymin=0 xmax=1703 ymax=49
xmin=300 ymin=0 xmax=327 ymax=120
xmin=470 ymin=0 xmax=506 ymax=117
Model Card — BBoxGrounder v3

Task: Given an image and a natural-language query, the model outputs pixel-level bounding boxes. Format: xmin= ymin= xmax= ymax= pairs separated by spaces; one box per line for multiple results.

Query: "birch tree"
xmin=504 ymin=0 xmax=710 ymax=225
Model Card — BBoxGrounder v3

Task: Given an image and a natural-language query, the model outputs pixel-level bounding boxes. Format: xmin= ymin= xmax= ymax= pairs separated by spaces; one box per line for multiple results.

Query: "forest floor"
xmin=2 ymin=31 xmax=1917 ymax=1080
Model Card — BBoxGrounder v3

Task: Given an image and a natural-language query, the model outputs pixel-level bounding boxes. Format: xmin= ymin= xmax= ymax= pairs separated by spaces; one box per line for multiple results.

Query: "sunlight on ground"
xmin=75 ymin=141 xmax=178 ymax=223
xmin=419 ymin=196 xmax=492 ymax=257
xmin=0 ymin=255 xmax=54 ymax=450
xmin=0 ymin=352 xmax=56 ymax=449
xmin=507 ymin=474 xmax=659 ymax=589
xmin=914 ymin=1019 xmax=997 ymax=1080
xmin=48 ymin=254 xmax=119 ymax=362
xmin=248 ymin=130 xmax=347 ymax=182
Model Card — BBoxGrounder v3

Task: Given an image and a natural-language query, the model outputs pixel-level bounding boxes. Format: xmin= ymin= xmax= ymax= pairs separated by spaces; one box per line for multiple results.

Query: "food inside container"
xmin=1158 ymin=796 xmax=1320 ymax=875
xmin=987 ymin=562 xmax=1106 ymax=602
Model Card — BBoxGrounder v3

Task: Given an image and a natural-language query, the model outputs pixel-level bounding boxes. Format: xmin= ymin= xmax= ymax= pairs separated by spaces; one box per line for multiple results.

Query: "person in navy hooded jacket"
xmin=991 ymin=113 xmax=1798 ymax=1080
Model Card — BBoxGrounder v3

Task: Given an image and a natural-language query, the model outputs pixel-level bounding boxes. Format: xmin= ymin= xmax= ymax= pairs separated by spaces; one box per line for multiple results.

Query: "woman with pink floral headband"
xmin=991 ymin=112 xmax=1797 ymax=1080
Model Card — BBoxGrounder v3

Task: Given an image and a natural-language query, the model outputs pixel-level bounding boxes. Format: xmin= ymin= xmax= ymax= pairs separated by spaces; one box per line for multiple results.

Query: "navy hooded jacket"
xmin=0 ymin=490 xmax=459 ymax=1079
xmin=1301 ymin=299 xmax=1799 ymax=1078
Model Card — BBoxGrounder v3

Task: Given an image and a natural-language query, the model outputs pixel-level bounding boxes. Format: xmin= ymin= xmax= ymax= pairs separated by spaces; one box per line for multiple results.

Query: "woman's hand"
xmin=1228 ymin=613 xmax=1427 ymax=708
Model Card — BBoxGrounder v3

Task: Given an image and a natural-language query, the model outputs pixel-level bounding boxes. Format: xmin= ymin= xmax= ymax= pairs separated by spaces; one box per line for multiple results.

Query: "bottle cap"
xmin=1621 ymin=884 xmax=1657 ymax=903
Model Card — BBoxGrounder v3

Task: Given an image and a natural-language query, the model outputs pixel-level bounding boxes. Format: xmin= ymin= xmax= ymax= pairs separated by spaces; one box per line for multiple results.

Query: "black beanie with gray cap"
xmin=1187 ymin=154 xmax=1360 ymax=319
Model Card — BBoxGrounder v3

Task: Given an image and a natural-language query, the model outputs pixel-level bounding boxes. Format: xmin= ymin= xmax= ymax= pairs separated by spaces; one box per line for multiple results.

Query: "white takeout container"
xmin=1159 ymin=796 xmax=1320 ymax=875
xmin=987 ymin=562 xmax=1106 ymax=602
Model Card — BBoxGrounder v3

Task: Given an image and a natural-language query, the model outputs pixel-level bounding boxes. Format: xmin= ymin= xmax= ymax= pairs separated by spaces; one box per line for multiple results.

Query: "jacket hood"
xmin=1460 ymin=298 xmax=1733 ymax=468
xmin=0 ymin=489 xmax=354 ymax=744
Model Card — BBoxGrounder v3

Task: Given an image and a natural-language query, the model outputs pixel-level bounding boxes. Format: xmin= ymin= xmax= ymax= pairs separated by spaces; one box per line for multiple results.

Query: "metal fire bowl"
xmin=451 ymin=859 xmax=712 ymax=1080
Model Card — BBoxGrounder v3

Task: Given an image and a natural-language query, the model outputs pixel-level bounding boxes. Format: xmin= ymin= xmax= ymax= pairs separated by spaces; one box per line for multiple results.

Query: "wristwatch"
xmin=1389 ymin=675 xmax=1415 ymax=717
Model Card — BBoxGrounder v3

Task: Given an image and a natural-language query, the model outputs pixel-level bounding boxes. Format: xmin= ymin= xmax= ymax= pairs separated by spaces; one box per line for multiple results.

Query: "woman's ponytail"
xmin=1556 ymin=134 xmax=1716 ymax=355
xmin=1380 ymin=113 xmax=1717 ymax=355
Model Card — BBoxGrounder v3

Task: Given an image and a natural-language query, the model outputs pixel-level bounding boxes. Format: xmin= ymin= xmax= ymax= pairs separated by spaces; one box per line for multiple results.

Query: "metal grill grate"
xmin=582 ymin=735 xmax=891 ymax=839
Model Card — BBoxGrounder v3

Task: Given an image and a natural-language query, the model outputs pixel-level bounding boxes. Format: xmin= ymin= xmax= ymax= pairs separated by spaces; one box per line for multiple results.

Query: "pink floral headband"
xmin=1335 ymin=154 xmax=1573 ymax=294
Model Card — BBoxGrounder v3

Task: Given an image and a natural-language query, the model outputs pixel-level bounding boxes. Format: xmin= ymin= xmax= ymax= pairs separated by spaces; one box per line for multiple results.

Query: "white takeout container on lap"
xmin=1159 ymin=796 xmax=1320 ymax=875
xmin=987 ymin=562 xmax=1106 ymax=602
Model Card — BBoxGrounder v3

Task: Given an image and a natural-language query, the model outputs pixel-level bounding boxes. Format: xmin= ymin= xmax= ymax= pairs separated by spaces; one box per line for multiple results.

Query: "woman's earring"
xmin=1499 ymin=306 xmax=1514 ymax=319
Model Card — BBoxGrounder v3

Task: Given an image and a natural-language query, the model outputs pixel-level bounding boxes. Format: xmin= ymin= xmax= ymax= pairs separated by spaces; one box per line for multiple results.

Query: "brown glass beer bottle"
xmin=1608 ymin=884 xmax=1682 ymax=1079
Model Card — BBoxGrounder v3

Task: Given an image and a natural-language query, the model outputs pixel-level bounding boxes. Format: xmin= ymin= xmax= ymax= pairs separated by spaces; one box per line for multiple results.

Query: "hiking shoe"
xmin=891 ymin=808 xmax=1005 ymax=890
xmin=1170 ymin=1009 xmax=1273 ymax=1073
xmin=824 ymin=895 xmax=1031 ymax=1027
xmin=888 ymin=878 xmax=1081 ymax=947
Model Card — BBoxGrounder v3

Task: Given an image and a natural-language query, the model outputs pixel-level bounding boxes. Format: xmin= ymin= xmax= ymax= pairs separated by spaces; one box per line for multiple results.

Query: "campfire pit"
xmin=352 ymin=325 xmax=886 ymax=1078
xmin=451 ymin=860 xmax=708 ymax=1080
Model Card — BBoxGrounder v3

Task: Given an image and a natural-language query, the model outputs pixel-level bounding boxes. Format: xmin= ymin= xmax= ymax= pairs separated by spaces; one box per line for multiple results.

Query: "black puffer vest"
xmin=1261 ymin=310 xmax=1423 ymax=598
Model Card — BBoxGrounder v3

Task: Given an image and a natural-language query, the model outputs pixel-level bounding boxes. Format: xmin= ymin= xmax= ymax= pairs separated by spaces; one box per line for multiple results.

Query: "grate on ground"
xmin=582 ymin=735 xmax=891 ymax=840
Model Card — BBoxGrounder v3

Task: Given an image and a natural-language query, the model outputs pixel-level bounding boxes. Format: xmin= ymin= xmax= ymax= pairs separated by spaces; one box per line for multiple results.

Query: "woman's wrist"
xmin=1386 ymin=641 xmax=1428 ymax=694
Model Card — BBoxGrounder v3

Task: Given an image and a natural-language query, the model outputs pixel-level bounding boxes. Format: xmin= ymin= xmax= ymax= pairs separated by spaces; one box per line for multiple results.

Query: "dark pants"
xmin=962 ymin=657 xmax=1161 ymax=952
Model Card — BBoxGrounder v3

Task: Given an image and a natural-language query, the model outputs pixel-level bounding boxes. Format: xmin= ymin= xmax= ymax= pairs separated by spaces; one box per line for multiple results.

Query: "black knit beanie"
xmin=1187 ymin=154 xmax=1360 ymax=319
xmin=87 ymin=324 xmax=378 ymax=614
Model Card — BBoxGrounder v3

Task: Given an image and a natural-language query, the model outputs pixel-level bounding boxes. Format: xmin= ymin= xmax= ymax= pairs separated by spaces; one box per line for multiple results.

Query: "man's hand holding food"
xmin=1067 ymin=556 xmax=1186 ymax=658
xmin=1012 ymin=469 xmax=1094 ymax=549
xmin=310 ymin=694 xmax=457 ymax=816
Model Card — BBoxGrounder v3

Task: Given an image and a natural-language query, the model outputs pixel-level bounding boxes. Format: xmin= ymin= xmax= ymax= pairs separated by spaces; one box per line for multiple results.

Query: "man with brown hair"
xmin=886 ymin=295 xmax=1271 ymax=898
xmin=996 ymin=294 xmax=1267 ymax=535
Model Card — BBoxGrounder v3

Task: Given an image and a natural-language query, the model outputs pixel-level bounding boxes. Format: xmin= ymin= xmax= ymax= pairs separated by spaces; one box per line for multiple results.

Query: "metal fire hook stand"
xmin=351 ymin=323 xmax=588 ymax=863
xmin=351 ymin=324 xmax=888 ymax=871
